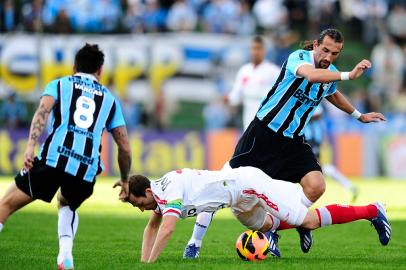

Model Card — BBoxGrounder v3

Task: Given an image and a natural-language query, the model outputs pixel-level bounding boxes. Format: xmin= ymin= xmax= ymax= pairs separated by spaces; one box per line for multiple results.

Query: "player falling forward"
xmin=184 ymin=36 xmax=280 ymax=259
xmin=304 ymin=106 xmax=359 ymax=202
xmin=119 ymin=167 xmax=391 ymax=263
xmin=0 ymin=44 xmax=131 ymax=270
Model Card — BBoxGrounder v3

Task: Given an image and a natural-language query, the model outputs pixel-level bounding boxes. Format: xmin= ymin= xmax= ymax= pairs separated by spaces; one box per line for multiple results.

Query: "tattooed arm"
xmin=111 ymin=126 xmax=132 ymax=200
xmin=23 ymin=96 xmax=55 ymax=170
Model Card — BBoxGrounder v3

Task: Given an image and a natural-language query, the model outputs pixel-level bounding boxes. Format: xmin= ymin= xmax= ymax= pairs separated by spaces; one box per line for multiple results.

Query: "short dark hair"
xmin=74 ymin=43 xmax=104 ymax=74
xmin=252 ymin=36 xmax=264 ymax=46
xmin=128 ymin=175 xmax=151 ymax=197
xmin=301 ymin=28 xmax=344 ymax=51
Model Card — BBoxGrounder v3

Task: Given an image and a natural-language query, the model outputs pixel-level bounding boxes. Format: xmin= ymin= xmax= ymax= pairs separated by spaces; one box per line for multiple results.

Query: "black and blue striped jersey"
xmin=38 ymin=73 xmax=126 ymax=182
xmin=256 ymin=49 xmax=338 ymax=138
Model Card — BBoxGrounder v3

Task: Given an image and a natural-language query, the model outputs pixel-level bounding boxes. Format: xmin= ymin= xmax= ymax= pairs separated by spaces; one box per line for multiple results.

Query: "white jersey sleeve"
xmin=151 ymin=171 xmax=184 ymax=218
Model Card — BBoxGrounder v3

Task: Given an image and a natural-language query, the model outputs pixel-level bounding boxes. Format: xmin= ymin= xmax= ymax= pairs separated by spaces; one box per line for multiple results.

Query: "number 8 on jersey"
xmin=74 ymin=96 xmax=96 ymax=129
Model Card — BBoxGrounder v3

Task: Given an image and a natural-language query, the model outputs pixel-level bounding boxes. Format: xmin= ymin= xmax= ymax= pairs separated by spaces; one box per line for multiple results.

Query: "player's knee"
xmin=303 ymin=180 xmax=325 ymax=202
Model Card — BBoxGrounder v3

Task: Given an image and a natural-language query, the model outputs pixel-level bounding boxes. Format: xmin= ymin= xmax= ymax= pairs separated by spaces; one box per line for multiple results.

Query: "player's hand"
xmin=359 ymin=112 xmax=386 ymax=123
xmin=113 ymin=179 xmax=129 ymax=202
xmin=349 ymin=59 xmax=372 ymax=80
xmin=23 ymin=145 xmax=35 ymax=171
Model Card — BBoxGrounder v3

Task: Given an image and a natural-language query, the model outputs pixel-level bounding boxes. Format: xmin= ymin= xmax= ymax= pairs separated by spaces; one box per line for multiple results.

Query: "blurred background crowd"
xmin=0 ymin=0 xmax=405 ymax=131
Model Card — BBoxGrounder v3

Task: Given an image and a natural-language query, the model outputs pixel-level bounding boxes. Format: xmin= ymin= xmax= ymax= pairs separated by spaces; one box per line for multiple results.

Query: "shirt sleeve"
xmin=286 ymin=50 xmax=313 ymax=78
xmin=159 ymin=174 xmax=183 ymax=218
xmin=227 ymin=67 xmax=244 ymax=106
xmin=326 ymin=82 xmax=337 ymax=96
xmin=41 ymin=79 xmax=59 ymax=101
xmin=162 ymin=198 xmax=182 ymax=217
xmin=106 ymin=99 xmax=126 ymax=131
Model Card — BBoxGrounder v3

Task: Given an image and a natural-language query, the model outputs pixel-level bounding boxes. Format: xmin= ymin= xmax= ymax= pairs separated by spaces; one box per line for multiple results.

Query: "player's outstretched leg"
xmin=183 ymin=212 xmax=214 ymax=259
xmin=0 ymin=182 xmax=34 ymax=231
xmin=303 ymin=202 xmax=391 ymax=246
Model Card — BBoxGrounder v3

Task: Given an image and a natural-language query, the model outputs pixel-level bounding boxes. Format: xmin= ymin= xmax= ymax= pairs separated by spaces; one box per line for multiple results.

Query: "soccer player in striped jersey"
xmin=0 ymin=44 xmax=132 ymax=270
xmin=227 ymin=28 xmax=385 ymax=256
xmin=304 ymin=106 xmax=359 ymax=202
xmin=121 ymin=167 xmax=391 ymax=263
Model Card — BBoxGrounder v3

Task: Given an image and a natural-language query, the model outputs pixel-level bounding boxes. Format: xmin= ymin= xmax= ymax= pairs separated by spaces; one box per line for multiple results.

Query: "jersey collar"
xmin=74 ymin=72 xmax=98 ymax=81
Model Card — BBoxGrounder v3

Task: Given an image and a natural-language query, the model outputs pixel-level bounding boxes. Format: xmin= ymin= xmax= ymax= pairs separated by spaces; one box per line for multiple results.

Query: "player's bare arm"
xmin=141 ymin=211 xmax=162 ymax=262
xmin=296 ymin=59 xmax=372 ymax=83
xmin=147 ymin=215 xmax=178 ymax=263
xmin=326 ymin=91 xmax=386 ymax=123
xmin=24 ymin=96 xmax=55 ymax=171
xmin=112 ymin=126 xmax=132 ymax=199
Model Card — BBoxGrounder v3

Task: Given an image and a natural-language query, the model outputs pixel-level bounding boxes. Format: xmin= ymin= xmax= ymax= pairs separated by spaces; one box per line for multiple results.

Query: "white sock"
xmin=323 ymin=164 xmax=353 ymax=190
xmin=57 ymin=206 xmax=78 ymax=263
xmin=301 ymin=192 xmax=314 ymax=208
xmin=0 ymin=222 xmax=3 ymax=232
xmin=187 ymin=212 xmax=214 ymax=247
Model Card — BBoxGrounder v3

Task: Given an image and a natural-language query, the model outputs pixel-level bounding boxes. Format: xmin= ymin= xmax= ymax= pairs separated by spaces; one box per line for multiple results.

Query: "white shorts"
xmin=229 ymin=167 xmax=308 ymax=230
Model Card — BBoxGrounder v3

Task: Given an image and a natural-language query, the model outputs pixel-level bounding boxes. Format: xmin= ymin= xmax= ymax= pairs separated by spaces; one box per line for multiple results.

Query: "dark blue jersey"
xmin=38 ymin=73 xmax=126 ymax=182
xmin=256 ymin=49 xmax=338 ymax=138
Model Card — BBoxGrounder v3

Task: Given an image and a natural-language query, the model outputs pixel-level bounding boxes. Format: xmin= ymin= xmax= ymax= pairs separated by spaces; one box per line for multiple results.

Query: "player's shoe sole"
xmin=297 ymin=227 xmax=312 ymax=253
xmin=183 ymin=243 xmax=200 ymax=259
xmin=371 ymin=202 xmax=391 ymax=246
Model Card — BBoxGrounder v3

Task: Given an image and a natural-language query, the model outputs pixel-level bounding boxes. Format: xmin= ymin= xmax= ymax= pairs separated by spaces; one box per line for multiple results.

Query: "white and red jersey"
xmin=228 ymin=61 xmax=280 ymax=130
xmin=150 ymin=169 xmax=232 ymax=218
xmin=150 ymin=167 xmax=308 ymax=227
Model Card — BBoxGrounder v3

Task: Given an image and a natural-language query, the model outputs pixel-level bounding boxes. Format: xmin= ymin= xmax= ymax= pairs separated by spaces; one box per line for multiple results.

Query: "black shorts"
xmin=15 ymin=158 xmax=94 ymax=210
xmin=229 ymin=118 xmax=321 ymax=183
xmin=306 ymin=139 xmax=321 ymax=160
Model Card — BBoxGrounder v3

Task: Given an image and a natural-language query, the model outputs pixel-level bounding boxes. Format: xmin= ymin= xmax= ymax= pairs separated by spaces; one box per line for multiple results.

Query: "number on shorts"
xmin=73 ymin=96 xmax=96 ymax=129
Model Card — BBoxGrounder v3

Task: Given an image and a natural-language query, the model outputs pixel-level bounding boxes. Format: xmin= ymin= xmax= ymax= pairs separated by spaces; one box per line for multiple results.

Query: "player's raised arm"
xmin=141 ymin=211 xmax=162 ymax=262
xmin=297 ymin=59 xmax=372 ymax=84
xmin=23 ymin=95 xmax=55 ymax=171
xmin=147 ymin=215 xmax=178 ymax=263
xmin=326 ymin=90 xmax=386 ymax=123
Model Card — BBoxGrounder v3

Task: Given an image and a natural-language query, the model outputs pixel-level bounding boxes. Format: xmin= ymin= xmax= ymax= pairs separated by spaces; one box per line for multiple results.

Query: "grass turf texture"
xmin=0 ymin=176 xmax=405 ymax=269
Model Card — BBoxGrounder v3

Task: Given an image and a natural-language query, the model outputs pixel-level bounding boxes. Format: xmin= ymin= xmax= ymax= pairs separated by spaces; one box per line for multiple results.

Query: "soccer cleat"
xmin=57 ymin=258 xmax=74 ymax=270
xmin=264 ymin=231 xmax=281 ymax=258
xmin=183 ymin=243 xmax=200 ymax=259
xmin=297 ymin=227 xmax=313 ymax=253
xmin=371 ymin=202 xmax=391 ymax=246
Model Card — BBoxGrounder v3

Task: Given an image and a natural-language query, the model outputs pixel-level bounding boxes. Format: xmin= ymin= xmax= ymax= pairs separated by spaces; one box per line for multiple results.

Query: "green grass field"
xmin=0 ymin=176 xmax=405 ymax=270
